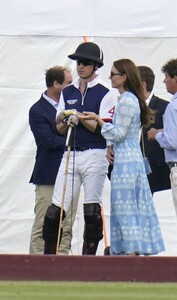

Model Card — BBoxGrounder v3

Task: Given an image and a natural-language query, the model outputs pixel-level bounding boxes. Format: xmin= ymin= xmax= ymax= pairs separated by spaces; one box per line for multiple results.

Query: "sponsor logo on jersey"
xmin=67 ymin=99 xmax=77 ymax=105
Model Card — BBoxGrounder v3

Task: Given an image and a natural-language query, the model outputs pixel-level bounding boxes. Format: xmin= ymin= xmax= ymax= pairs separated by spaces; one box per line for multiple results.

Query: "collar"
xmin=145 ymin=91 xmax=153 ymax=106
xmin=43 ymin=92 xmax=58 ymax=109
xmin=73 ymin=74 xmax=101 ymax=89
xmin=172 ymin=92 xmax=177 ymax=101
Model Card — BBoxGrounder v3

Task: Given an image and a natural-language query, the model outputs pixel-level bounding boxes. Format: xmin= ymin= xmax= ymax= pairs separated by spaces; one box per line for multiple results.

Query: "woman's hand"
xmin=79 ymin=111 xmax=105 ymax=127
xmin=79 ymin=111 xmax=99 ymax=121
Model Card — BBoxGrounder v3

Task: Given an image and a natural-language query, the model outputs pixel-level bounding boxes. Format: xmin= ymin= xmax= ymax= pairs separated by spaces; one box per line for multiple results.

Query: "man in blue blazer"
xmin=138 ymin=66 xmax=171 ymax=194
xmin=29 ymin=65 xmax=73 ymax=254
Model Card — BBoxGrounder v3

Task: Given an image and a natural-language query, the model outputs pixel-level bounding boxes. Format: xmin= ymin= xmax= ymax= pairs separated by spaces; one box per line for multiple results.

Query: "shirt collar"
xmin=43 ymin=92 xmax=58 ymax=110
xmin=172 ymin=92 xmax=177 ymax=101
xmin=73 ymin=74 xmax=101 ymax=89
xmin=145 ymin=91 xmax=153 ymax=106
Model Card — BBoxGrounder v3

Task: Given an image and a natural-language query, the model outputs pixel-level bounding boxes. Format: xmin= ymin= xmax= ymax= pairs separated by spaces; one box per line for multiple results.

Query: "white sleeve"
xmin=99 ymin=90 xmax=117 ymax=122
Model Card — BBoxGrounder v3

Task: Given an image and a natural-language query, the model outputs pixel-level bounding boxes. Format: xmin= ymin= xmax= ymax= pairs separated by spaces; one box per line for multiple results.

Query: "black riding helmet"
xmin=68 ymin=42 xmax=104 ymax=68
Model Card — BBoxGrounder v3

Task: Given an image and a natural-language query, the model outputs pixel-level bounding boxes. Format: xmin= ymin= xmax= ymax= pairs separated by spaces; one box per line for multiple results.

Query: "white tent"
xmin=0 ymin=0 xmax=177 ymax=255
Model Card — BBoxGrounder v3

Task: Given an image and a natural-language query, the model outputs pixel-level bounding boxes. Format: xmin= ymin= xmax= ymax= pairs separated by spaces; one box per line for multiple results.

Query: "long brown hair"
xmin=113 ymin=59 xmax=154 ymax=127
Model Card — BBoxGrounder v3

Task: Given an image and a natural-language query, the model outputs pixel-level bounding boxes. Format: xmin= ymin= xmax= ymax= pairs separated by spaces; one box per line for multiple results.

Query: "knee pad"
xmin=83 ymin=203 xmax=103 ymax=243
xmin=42 ymin=204 xmax=65 ymax=244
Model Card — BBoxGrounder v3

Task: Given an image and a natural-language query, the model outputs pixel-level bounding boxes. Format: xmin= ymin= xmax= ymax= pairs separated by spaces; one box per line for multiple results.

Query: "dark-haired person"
xmin=81 ymin=58 xmax=165 ymax=256
xmin=42 ymin=42 xmax=117 ymax=255
xmin=148 ymin=58 xmax=177 ymax=215
xmin=107 ymin=66 xmax=171 ymax=194
xmin=29 ymin=66 xmax=73 ymax=254
xmin=138 ymin=66 xmax=170 ymax=194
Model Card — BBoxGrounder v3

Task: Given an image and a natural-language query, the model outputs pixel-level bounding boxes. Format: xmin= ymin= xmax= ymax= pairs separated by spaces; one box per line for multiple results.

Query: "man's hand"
xmin=56 ymin=111 xmax=66 ymax=123
xmin=106 ymin=145 xmax=114 ymax=164
xmin=56 ymin=109 xmax=77 ymax=124
xmin=147 ymin=128 xmax=162 ymax=140
xmin=67 ymin=115 xmax=79 ymax=127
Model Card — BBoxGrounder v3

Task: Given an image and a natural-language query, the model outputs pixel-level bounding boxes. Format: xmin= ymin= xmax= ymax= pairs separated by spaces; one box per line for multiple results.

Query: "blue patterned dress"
xmin=101 ymin=91 xmax=165 ymax=255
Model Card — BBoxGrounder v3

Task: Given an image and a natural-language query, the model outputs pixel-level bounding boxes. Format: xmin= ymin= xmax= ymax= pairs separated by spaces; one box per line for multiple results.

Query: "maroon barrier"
xmin=0 ymin=254 xmax=177 ymax=282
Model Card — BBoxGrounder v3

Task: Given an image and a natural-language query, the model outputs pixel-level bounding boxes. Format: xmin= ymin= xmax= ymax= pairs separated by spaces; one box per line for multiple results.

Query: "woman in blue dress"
xmin=80 ymin=58 xmax=165 ymax=256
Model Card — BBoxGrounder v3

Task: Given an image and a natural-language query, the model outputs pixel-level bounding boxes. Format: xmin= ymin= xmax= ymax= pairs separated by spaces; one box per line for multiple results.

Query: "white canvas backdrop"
xmin=0 ymin=0 xmax=177 ymax=255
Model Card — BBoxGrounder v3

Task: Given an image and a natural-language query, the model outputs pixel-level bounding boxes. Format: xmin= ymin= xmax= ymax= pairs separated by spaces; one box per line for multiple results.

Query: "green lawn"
xmin=0 ymin=281 xmax=177 ymax=300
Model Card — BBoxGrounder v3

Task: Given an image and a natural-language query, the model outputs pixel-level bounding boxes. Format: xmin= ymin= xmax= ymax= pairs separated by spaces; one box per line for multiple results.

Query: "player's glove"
xmin=67 ymin=114 xmax=79 ymax=127
xmin=56 ymin=109 xmax=77 ymax=124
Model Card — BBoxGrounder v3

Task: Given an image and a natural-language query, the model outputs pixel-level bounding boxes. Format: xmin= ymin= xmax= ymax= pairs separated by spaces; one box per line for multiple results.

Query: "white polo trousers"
xmin=52 ymin=148 xmax=108 ymax=213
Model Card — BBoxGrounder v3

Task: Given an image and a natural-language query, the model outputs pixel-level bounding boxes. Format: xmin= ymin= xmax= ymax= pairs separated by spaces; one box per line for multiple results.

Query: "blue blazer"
xmin=141 ymin=95 xmax=171 ymax=193
xmin=29 ymin=94 xmax=66 ymax=185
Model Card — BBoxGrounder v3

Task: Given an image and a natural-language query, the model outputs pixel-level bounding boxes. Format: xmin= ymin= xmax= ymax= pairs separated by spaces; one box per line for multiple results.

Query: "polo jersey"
xmin=58 ymin=76 xmax=117 ymax=149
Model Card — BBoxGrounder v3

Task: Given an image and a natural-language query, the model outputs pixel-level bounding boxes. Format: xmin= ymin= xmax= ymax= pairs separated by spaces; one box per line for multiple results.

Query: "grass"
xmin=0 ymin=281 xmax=177 ymax=300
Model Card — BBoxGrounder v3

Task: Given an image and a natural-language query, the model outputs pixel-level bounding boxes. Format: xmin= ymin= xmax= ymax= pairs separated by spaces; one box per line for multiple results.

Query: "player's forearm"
xmin=79 ymin=118 xmax=97 ymax=133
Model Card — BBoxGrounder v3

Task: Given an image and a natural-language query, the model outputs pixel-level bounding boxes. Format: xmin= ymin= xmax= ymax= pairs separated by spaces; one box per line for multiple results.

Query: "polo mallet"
xmin=56 ymin=126 xmax=72 ymax=254
xmin=101 ymin=207 xmax=108 ymax=249
xmin=56 ymin=110 xmax=76 ymax=254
